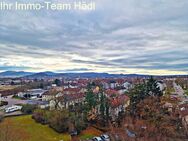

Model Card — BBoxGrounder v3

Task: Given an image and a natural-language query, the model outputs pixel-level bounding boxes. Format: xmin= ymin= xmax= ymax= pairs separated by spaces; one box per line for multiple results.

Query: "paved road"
xmin=173 ymin=82 xmax=184 ymax=96
xmin=1 ymin=95 xmax=27 ymax=108
xmin=172 ymin=82 xmax=188 ymax=103
xmin=4 ymin=111 xmax=23 ymax=117
xmin=1 ymin=95 xmax=48 ymax=109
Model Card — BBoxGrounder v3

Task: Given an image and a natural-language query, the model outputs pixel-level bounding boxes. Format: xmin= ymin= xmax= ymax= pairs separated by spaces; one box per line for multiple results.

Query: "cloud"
xmin=57 ymin=68 xmax=94 ymax=73
xmin=0 ymin=0 xmax=188 ymax=74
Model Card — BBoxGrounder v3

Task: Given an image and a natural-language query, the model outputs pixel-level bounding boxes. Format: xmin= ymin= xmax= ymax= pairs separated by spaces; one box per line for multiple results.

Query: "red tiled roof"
xmin=43 ymin=89 xmax=62 ymax=96
xmin=110 ymin=95 xmax=129 ymax=108
xmin=105 ymin=89 xmax=119 ymax=96
xmin=63 ymin=93 xmax=85 ymax=101
xmin=63 ymin=88 xmax=81 ymax=92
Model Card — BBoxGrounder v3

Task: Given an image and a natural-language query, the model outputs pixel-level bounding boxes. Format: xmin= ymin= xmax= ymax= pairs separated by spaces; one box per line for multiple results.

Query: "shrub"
xmin=75 ymin=118 xmax=87 ymax=134
xmin=32 ymin=108 xmax=87 ymax=134
xmin=32 ymin=109 xmax=48 ymax=124
xmin=0 ymin=113 xmax=4 ymax=122
xmin=0 ymin=101 xmax=8 ymax=106
xmin=49 ymin=110 xmax=70 ymax=133
xmin=21 ymin=104 xmax=37 ymax=114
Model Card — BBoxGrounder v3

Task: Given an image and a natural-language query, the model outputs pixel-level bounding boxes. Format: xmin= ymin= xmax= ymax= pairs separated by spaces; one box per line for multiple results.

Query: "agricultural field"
xmin=0 ymin=85 xmax=19 ymax=91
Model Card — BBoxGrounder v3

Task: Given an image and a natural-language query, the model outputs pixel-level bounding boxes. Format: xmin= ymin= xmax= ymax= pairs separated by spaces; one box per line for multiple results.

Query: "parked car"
xmin=100 ymin=134 xmax=110 ymax=141
xmin=5 ymin=105 xmax=22 ymax=113
xmin=92 ymin=137 xmax=103 ymax=141
xmin=69 ymin=130 xmax=78 ymax=136
xmin=125 ymin=129 xmax=136 ymax=138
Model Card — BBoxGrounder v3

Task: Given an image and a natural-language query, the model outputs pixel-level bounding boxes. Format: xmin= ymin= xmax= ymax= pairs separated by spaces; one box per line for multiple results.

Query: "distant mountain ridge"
xmin=24 ymin=72 xmax=150 ymax=79
xmin=0 ymin=71 xmax=187 ymax=79
xmin=0 ymin=71 xmax=147 ymax=78
xmin=25 ymin=71 xmax=57 ymax=79
xmin=0 ymin=71 xmax=34 ymax=78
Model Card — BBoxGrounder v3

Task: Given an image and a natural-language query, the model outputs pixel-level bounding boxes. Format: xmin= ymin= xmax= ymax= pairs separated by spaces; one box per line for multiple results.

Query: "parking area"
xmin=1 ymin=95 xmax=48 ymax=109
xmin=1 ymin=95 xmax=27 ymax=108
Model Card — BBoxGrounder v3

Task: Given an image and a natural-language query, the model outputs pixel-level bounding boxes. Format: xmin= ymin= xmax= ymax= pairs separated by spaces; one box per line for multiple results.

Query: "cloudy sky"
xmin=0 ymin=0 xmax=188 ymax=75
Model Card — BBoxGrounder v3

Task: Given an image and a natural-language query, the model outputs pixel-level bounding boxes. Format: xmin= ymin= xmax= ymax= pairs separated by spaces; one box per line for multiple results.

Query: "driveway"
xmin=1 ymin=95 xmax=27 ymax=108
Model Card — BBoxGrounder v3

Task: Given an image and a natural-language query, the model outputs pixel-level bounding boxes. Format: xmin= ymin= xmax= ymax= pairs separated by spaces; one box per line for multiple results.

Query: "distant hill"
xmin=25 ymin=72 xmax=150 ymax=79
xmin=56 ymin=72 xmax=143 ymax=78
xmin=0 ymin=71 xmax=144 ymax=79
xmin=0 ymin=71 xmax=34 ymax=78
xmin=25 ymin=71 xmax=57 ymax=79
xmin=0 ymin=71 xmax=187 ymax=79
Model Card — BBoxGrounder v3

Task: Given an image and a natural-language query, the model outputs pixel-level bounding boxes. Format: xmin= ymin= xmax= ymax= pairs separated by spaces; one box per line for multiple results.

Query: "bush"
xmin=0 ymin=101 xmax=8 ymax=106
xmin=21 ymin=104 xmax=37 ymax=114
xmin=49 ymin=110 xmax=70 ymax=133
xmin=75 ymin=118 xmax=87 ymax=134
xmin=69 ymin=113 xmax=88 ymax=134
xmin=32 ymin=109 xmax=88 ymax=134
xmin=32 ymin=109 xmax=48 ymax=124
xmin=0 ymin=113 xmax=4 ymax=122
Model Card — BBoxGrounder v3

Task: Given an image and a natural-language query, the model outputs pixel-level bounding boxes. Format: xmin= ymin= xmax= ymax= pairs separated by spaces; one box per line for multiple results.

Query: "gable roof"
xmin=43 ymin=89 xmax=62 ymax=96
xmin=110 ymin=95 xmax=129 ymax=108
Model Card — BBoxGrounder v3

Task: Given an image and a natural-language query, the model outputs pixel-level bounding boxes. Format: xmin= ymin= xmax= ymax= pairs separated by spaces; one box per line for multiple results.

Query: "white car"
xmin=92 ymin=137 xmax=103 ymax=141
xmin=100 ymin=134 xmax=110 ymax=141
xmin=5 ymin=105 xmax=22 ymax=113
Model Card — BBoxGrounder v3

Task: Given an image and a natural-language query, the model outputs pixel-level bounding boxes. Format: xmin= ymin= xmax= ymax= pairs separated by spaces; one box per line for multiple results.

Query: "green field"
xmin=5 ymin=115 xmax=71 ymax=141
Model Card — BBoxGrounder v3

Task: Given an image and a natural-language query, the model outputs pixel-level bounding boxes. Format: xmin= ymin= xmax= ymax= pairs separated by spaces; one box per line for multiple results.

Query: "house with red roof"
xmin=42 ymin=89 xmax=63 ymax=101
xmin=63 ymin=88 xmax=84 ymax=95
xmin=105 ymin=89 xmax=119 ymax=97
xmin=49 ymin=93 xmax=85 ymax=110
xmin=109 ymin=95 xmax=130 ymax=120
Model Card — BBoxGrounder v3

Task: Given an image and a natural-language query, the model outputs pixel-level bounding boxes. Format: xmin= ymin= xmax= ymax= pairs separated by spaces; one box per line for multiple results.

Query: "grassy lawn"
xmin=79 ymin=127 xmax=103 ymax=140
xmin=1 ymin=115 xmax=104 ymax=141
xmin=4 ymin=115 xmax=71 ymax=141
xmin=79 ymin=134 xmax=94 ymax=140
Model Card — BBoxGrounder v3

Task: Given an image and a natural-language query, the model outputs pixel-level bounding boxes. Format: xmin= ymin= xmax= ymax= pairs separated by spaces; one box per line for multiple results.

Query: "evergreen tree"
xmin=99 ymin=90 xmax=105 ymax=118
xmin=99 ymin=87 xmax=110 ymax=125
xmin=54 ymin=79 xmax=61 ymax=86
xmin=105 ymin=99 xmax=110 ymax=122
xmin=129 ymin=76 xmax=163 ymax=115
xmin=85 ymin=84 xmax=97 ymax=112
xmin=128 ymin=83 xmax=146 ymax=114
xmin=146 ymin=76 xmax=162 ymax=97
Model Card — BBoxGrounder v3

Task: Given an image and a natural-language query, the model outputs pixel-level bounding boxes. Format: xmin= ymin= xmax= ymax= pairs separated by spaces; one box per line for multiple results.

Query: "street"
xmin=1 ymin=95 xmax=27 ymax=108
xmin=173 ymin=81 xmax=184 ymax=96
